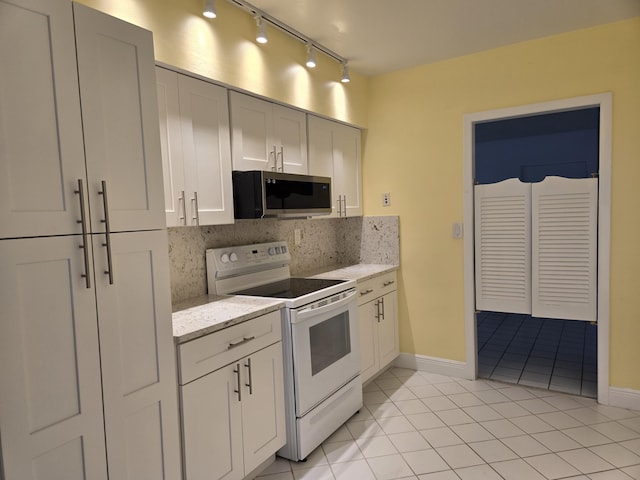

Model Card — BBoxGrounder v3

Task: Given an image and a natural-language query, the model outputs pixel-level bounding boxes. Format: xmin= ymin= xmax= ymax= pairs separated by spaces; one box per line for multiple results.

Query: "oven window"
xmin=309 ymin=312 xmax=351 ymax=376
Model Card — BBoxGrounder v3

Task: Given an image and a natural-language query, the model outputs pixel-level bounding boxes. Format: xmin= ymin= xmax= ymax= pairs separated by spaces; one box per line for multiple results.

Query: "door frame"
xmin=462 ymin=93 xmax=612 ymax=404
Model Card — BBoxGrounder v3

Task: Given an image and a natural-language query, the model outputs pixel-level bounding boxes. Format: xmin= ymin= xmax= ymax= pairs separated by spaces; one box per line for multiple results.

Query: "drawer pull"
xmin=228 ymin=336 xmax=256 ymax=350
xmin=245 ymin=357 xmax=253 ymax=394
xmin=359 ymin=288 xmax=373 ymax=296
xmin=383 ymin=280 xmax=395 ymax=287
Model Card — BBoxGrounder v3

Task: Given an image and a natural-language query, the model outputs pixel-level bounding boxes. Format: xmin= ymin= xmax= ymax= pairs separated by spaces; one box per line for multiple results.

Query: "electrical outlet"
xmin=382 ymin=192 xmax=391 ymax=206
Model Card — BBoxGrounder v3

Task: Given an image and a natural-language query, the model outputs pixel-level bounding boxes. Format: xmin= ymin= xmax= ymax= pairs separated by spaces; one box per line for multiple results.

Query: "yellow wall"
xmin=76 ymin=0 xmax=640 ymax=391
xmin=364 ymin=18 xmax=640 ymax=390
xmin=75 ymin=0 xmax=369 ymax=127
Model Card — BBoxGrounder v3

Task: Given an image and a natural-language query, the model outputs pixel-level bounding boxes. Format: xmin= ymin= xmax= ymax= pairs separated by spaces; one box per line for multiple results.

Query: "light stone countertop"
xmin=308 ymin=264 xmax=399 ymax=283
xmin=171 ymin=263 xmax=398 ymax=343
xmin=172 ymin=295 xmax=284 ymax=344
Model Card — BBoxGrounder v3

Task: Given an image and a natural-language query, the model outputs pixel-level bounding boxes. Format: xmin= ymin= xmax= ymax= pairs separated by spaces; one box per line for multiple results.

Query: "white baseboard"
xmin=393 ymin=353 xmax=473 ymax=380
xmin=608 ymin=387 xmax=640 ymax=412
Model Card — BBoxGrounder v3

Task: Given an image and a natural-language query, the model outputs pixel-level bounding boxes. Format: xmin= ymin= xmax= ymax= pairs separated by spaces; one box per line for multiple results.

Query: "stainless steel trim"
xmin=99 ymin=180 xmax=114 ymax=285
xmin=337 ymin=195 xmax=342 ymax=217
xmin=233 ymin=363 xmax=242 ymax=401
xmin=245 ymin=357 xmax=253 ymax=394
xmin=75 ymin=179 xmax=91 ymax=289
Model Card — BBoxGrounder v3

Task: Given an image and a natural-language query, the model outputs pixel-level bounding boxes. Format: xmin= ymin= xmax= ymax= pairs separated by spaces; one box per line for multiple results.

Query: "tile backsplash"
xmin=167 ymin=215 xmax=399 ymax=304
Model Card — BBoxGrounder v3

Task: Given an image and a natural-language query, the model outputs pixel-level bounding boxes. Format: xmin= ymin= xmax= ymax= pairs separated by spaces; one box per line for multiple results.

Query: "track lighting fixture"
xmin=209 ymin=0 xmax=350 ymax=82
xmin=305 ymin=45 xmax=317 ymax=68
xmin=340 ymin=63 xmax=350 ymax=83
xmin=256 ymin=16 xmax=268 ymax=44
xmin=203 ymin=0 xmax=216 ymax=19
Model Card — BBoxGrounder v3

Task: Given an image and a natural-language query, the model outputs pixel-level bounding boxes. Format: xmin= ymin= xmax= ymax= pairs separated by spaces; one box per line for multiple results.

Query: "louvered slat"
xmin=474 ymin=179 xmax=532 ymax=314
xmin=532 ymin=177 xmax=598 ymax=321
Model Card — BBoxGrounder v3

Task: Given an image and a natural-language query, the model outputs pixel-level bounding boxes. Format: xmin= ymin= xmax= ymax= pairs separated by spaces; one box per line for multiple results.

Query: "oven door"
xmin=289 ymin=289 xmax=360 ymax=416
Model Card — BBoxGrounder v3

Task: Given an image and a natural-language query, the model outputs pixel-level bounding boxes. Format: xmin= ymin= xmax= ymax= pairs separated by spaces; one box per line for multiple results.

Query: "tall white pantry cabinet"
xmin=0 ymin=1 xmax=182 ymax=479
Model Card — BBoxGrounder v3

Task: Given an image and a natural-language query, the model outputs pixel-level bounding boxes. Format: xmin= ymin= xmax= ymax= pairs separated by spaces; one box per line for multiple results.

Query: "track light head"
xmin=203 ymin=0 xmax=216 ymax=19
xmin=340 ymin=63 xmax=350 ymax=83
xmin=305 ymin=45 xmax=317 ymax=68
xmin=256 ymin=16 xmax=268 ymax=44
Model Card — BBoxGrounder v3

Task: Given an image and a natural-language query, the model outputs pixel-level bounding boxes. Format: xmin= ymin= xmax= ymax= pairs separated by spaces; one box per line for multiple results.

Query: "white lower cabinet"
xmin=178 ymin=312 xmax=286 ymax=480
xmin=357 ymin=272 xmax=399 ymax=384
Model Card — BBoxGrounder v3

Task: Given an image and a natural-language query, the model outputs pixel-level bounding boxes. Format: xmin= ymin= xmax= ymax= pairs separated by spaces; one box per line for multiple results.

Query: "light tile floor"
xmin=255 ymin=368 xmax=640 ymax=480
xmin=477 ymin=312 xmax=598 ymax=397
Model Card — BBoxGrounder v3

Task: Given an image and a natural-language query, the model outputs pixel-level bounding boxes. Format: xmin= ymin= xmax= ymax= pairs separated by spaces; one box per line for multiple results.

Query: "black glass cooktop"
xmin=233 ymin=277 xmax=346 ymax=299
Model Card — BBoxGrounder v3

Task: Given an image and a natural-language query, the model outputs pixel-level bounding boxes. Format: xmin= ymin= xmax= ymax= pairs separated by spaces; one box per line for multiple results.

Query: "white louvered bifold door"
xmin=532 ymin=176 xmax=598 ymax=321
xmin=475 ymin=179 xmax=532 ymax=314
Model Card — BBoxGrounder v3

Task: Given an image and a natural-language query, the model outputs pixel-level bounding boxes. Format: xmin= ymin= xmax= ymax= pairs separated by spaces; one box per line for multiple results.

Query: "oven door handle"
xmin=293 ymin=289 xmax=357 ymax=323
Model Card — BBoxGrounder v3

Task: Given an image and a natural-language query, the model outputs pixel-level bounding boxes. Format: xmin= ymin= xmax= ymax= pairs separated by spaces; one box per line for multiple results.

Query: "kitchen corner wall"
xmin=168 ymin=216 xmax=399 ymax=304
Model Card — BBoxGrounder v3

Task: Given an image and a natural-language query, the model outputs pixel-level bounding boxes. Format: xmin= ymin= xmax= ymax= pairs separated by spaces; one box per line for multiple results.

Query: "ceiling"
xmin=244 ymin=0 xmax=640 ymax=76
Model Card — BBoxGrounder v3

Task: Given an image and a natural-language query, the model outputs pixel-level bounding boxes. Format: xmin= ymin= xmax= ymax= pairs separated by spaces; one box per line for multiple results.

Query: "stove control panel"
xmin=206 ymin=241 xmax=291 ymax=278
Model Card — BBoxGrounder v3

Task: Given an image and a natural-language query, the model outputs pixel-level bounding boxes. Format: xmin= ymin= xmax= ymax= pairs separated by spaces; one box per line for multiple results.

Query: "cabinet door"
xmin=307 ymin=115 xmax=338 ymax=217
xmin=378 ymin=291 xmax=400 ymax=370
xmin=93 ymin=230 xmax=182 ymax=480
xmin=358 ymin=301 xmax=379 ymax=384
xmin=181 ymin=365 xmax=244 ymax=480
xmin=273 ymin=105 xmax=308 ymax=174
xmin=179 ymin=75 xmax=234 ymax=225
xmin=156 ymin=67 xmax=187 ymax=227
xmin=0 ymin=236 xmax=108 ymax=480
xmin=0 ymin=0 xmax=87 ymax=239
xmin=241 ymin=343 xmax=286 ymax=474
xmin=74 ymin=3 xmax=165 ymax=233
xmin=334 ymin=123 xmax=363 ymax=217
xmin=230 ymin=92 xmax=276 ymax=172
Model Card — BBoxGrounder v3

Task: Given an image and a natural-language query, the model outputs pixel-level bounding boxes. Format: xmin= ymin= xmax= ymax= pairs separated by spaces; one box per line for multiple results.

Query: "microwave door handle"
xmin=293 ymin=289 xmax=357 ymax=323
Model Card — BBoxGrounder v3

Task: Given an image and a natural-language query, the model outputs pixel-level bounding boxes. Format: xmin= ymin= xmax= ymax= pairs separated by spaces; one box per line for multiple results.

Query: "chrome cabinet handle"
xmin=343 ymin=195 xmax=347 ymax=217
xmin=233 ymin=363 xmax=242 ymax=402
xmin=245 ymin=357 xmax=253 ymax=394
xmin=337 ymin=195 xmax=342 ymax=217
xmin=375 ymin=299 xmax=381 ymax=322
xmin=380 ymin=296 xmax=385 ymax=320
xmin=191 ymin=191 xmax=200 ymax=226
xmin=227 ymin=336 xmax=255 ymax=350
xmin=178 ymin=190 xmax=186 ymax=225
xmin=278 ymin=146 xmax=284 ymax=171
xmin=360 ymin=288 xmax=373 ymax=296
xmin=98 ymin=180 xmax=114 ymax=285
xmin=270 ymin=146 xmax=277 ymax=171
xmin=383 ymin=280 xmax=395 ymax=287
xmin=75 ymin=179 xmax=91 ymax=289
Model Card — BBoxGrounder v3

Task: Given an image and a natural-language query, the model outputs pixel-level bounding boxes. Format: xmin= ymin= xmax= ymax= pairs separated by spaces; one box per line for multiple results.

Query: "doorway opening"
xmin=474 ymin=107 xmax=599 ymax=397
xmin=462 ymin=93 xmax=612 ymax=403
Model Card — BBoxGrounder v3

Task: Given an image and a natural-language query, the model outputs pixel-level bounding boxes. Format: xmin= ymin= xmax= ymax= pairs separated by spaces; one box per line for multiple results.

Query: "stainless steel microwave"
xmin=232 ymin=171 xmax=332 ymax=218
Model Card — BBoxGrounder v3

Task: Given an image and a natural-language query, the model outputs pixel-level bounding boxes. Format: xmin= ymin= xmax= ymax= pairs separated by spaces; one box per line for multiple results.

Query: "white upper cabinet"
xmin=74 ymin=3 xmax=165 ymax=233
xmin=230 ymin=92 xmax=308 ymax=174
xmin=308 ymin=115 xmax=362 ymax=217
xmin=156 ymin=68 xmax=234 ymax=226
xmin=0 ymin=0 xmax=86 ymax=239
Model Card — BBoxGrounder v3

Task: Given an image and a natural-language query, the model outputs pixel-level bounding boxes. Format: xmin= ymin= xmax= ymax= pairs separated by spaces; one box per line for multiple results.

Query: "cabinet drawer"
xmin=356 ymin=271 xmax=397 ymax=306
xmin=178 ymin=310 xmax=282 ymax=384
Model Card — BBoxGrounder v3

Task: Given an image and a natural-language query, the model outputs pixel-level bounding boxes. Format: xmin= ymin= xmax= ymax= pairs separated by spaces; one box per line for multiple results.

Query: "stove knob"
xmin=268 ymin=247 xmax=276 ymax=255
xmin=220 ymin=253 xmax=230 ymax=263
xmin=229 ymin=252 xmax=238 ymax=262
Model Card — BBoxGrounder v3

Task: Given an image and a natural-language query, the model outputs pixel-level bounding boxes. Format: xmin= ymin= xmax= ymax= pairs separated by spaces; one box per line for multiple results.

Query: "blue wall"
xmin=474 ymin=108 xmax=599 ymax=184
